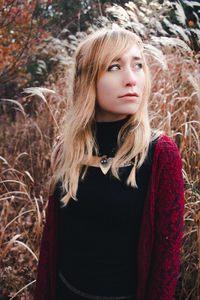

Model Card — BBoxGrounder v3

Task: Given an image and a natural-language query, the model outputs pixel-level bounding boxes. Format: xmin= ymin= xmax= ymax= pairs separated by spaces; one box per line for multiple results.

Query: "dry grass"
xmin=0 ymin=87 xmax=65 ymax=299
xmin=148 ymin=49 xmax=200 ymax=299
xmin=0 ymin=34 xmax=200 ymax=300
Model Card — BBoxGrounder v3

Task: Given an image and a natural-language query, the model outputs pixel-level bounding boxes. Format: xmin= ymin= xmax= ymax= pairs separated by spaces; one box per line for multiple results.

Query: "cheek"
xmin=136 ymin=73 xmax=146 ymax=94
xmin=97 ymin=78 xmax=111 ymax=102
xmin=141 ymin=72 xmax=146 ymax=89
xmin=139 ymin=71 xmax=145 ymax=84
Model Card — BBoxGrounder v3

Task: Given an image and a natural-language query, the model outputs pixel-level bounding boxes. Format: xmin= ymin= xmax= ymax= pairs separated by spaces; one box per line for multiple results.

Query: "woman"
xmin=34 ymin=28 xmax=184 ymax=300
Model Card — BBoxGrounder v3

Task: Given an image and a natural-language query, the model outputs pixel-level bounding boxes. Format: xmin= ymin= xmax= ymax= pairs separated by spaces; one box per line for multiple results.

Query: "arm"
xmin=34 ymin=183 xmax=59 ymax=300
xmin=146 ymin=138 xmax=184 ymax=299
xmin=34 ymin=137 xmax=62 ymax=300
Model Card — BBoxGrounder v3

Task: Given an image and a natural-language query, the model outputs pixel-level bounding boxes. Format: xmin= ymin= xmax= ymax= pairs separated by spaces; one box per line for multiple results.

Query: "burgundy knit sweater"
xmin=34 ymin=135 xmax=184 ymax=300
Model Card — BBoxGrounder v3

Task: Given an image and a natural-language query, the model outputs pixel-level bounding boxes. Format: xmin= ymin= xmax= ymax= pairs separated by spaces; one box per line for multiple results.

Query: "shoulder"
xmin=156 ymin=134 xmax=179 ymax=151
xmin=153 ymin=134 xmax=182 ymax=168
xmin=155 ymin=134 xmax=180 ymax=157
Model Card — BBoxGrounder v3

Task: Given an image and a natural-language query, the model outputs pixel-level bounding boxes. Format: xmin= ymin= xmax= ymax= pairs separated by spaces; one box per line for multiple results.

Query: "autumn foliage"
xmin=0 ymin=0 xmax=49 ymax=97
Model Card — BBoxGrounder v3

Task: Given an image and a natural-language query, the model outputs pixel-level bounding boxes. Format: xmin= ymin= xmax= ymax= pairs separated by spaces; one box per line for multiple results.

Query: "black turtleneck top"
xmin=55 ymin=118 xmax=157 ymax=298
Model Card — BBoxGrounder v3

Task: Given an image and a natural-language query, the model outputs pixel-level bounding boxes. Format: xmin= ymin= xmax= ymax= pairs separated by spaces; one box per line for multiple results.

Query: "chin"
xmin=117 ymin=109 xmax=138 ymax=115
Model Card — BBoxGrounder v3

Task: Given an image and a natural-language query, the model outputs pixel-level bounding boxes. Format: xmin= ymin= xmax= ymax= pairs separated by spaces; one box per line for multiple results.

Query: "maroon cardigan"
xmin=34 ymin=135 xmax=184 ymax=300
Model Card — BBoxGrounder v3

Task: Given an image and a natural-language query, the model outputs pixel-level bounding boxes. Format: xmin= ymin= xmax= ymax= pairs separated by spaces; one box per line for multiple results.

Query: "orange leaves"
xmin=188 ymin=20 xmax=194 ymax=27
xmin=0 ymin=1 xmax=35 ymax=72
xmin=0 ymin=0 xmax=50 ymax=95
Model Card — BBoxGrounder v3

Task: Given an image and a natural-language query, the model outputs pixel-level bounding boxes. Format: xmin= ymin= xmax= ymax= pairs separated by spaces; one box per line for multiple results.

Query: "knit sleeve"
xmin=146 ymin=136 xmax=184 ymax=300
xmin=34 ymin=138 xmax=62 ymax=300
xmin=34 ymin=192 xmax=57 ymax=300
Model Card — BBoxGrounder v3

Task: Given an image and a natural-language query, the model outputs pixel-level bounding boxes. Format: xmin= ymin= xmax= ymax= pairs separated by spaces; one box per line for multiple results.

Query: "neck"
xmin=95 ymin=116 xmax=130 ymax=157
xmin=95 ymin=114 xmax=128 ymax=123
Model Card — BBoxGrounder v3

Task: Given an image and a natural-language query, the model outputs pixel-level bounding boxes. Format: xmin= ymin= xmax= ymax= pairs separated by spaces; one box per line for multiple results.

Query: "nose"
xmin=123 ymin=68 xmax=136 ymax=87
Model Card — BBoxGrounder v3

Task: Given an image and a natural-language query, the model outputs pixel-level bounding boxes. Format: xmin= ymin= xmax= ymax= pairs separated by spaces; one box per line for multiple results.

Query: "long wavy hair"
xmin=51 ymin=28 xmax=157 ymax=206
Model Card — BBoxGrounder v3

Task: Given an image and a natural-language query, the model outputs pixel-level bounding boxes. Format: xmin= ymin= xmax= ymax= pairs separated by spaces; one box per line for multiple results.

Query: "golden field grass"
xmin=0 ymin=45 xmax=200 ymax=300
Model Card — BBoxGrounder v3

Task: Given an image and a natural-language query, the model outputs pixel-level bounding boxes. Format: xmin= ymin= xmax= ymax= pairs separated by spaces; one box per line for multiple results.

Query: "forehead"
xmin=114 ymin=44 xmax=143 ymax=62
xmin=94 ymin=38 xmax=144 ymax=76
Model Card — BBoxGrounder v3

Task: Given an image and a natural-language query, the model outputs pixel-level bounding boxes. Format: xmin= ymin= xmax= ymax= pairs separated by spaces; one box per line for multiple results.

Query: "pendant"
xmin=99 ymin=157 xmax=113 ymax=175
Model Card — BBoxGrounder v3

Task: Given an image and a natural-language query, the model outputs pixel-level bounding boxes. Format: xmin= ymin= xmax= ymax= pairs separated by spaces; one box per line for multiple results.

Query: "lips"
xmin=119 ymin=92 xmax=139 ymax=98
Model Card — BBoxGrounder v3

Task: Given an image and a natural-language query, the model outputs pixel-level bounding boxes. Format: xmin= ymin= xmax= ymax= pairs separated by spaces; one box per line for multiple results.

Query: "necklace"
xmin=98 ymin=155 xmax=134 ymax=175
xmin=99 ymin=156 xmax=113 ymax=175
xmin=88 ymin=155 xmax=134 ymax=175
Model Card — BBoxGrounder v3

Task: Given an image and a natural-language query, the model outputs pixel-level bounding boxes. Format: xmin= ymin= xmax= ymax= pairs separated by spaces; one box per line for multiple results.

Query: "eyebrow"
xmin=116 ymin=56 xmax=142 ymax=61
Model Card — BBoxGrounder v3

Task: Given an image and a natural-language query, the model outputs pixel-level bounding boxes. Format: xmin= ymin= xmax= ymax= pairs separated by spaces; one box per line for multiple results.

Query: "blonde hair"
xmin=51 ymin=28 xmax=156 ymax=206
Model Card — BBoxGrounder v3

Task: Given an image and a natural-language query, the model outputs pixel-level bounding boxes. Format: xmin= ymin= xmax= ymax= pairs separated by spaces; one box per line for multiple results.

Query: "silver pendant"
xmin=99 ymin=157 xmax=112 ymax=175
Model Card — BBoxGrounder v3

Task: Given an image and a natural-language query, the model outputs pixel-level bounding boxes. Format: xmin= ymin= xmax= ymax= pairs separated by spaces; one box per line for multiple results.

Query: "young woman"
xmin=34 ymin=28 xmax=184 ymax=300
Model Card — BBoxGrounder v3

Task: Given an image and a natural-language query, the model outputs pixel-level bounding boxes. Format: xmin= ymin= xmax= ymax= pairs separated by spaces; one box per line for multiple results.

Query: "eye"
xmin=107 ymin=64 xmax=120 ymax=71
xmin=134 ymin=63 xmax=143 ymax=70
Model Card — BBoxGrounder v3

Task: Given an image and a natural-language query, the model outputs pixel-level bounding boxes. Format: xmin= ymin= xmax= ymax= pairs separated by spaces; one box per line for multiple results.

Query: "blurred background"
xmin=0 ymin=0 xmax=200 ymax=299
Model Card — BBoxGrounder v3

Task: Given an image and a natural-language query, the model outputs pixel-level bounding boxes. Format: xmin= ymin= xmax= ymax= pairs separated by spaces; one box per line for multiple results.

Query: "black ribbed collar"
xmin=95 ymin=116 xmax=130 ymax=157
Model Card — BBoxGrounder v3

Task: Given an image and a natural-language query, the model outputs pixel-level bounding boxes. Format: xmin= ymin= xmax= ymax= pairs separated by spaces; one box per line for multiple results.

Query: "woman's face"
xmin=96 ymin=44 xmax=146 ymax=122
